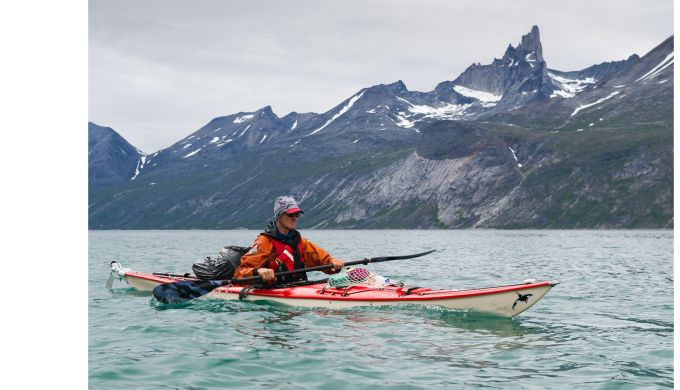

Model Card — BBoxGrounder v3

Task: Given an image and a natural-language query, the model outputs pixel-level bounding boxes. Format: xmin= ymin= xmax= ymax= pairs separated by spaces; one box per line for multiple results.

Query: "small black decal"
xmin=512 ymin=292 xmax=533 ymax=310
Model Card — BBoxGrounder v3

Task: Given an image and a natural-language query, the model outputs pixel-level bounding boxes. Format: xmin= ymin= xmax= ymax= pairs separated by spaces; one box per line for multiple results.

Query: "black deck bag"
xmin=192 ymin=246 xmax=250 ymax=280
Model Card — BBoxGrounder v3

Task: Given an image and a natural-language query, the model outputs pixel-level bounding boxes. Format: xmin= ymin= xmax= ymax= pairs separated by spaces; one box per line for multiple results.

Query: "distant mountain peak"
xmin=257 ymin=105 xmax=277 ymax=118
xmin=391 ymin=80 xmax=408 ymax=91
xmin=497 ymin=25 xmax=544 ymax=66
xmin=520 ymin=25 xmax=542 ymax=55
xmin=364 ymin=80 xmax=409 ymax=96
xmin=89 ymin=122 xmax=145 ymax=187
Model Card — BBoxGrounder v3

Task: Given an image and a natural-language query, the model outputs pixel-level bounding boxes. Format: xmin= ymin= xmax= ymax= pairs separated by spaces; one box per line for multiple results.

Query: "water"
xmin=89 ymin=230 xmax=673 ymax=389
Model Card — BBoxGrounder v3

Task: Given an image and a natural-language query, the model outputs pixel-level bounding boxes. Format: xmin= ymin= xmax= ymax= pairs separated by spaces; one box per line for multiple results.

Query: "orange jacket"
xmin=234 ymin=234 xmax=339 ymax=280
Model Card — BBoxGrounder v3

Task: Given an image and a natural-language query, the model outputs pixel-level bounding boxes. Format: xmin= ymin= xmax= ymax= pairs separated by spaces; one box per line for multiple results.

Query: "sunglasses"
xmin=285 ymin=212 xmax=302 ymax=218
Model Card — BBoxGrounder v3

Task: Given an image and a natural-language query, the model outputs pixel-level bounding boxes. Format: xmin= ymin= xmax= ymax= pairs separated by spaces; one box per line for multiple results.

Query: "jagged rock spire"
xmin=498 ymin=25 xmax=544 ymax=65
xmin=519 ymin=25 xmax=543 ymax=62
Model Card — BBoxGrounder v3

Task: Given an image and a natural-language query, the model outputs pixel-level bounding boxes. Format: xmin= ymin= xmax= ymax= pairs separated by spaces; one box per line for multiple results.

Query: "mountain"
xmin=437 ymin=25 xmax=551 ymax=110
xmin=490 ymin=35 xmax=673 ymax=131
xmin=88 ymin=26 xmax=673 ymax=229
xmin=88 ymin=122 xmax=146 ymax=187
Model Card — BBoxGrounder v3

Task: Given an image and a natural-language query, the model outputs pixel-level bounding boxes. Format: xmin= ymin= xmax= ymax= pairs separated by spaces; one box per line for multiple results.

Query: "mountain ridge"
xmin=88 ymin=26 xmax=673 ymax=229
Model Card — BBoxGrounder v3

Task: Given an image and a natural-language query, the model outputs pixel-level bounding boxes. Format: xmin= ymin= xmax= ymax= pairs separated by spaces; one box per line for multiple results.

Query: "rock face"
xmin=88 ymin=27 xmax=674 ymax=229
xmin=310 ymin=120 xmax=672 ymax=229
xmin=88 ymin=122 xmax=145 ymax=187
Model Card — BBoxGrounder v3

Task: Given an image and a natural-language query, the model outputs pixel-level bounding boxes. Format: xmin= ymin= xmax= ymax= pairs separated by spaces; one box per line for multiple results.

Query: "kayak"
xmin=108 ymin=262 xmax=558 ymax=317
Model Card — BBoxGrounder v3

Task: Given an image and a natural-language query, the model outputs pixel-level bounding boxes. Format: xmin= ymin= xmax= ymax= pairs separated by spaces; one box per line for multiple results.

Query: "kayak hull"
xmin=117 ymin=269 xmax=557 ymax=317
xmin=210 ymin=283 xmax=554 ymax=317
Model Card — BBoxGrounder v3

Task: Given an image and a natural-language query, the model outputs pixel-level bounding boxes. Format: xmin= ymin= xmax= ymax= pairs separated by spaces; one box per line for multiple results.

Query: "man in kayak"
xmin=234 ymin=196 xmax=345 ymax=284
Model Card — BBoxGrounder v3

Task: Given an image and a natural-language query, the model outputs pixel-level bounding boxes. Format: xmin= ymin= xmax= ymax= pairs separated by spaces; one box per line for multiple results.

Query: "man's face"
xmin=279 ymin=211 xmax=300 ymax=230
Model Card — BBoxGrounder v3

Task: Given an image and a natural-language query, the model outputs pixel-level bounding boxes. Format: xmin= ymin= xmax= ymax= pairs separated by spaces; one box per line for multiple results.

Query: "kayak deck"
xmin=117 ymin=268 xmax=557 ymax=317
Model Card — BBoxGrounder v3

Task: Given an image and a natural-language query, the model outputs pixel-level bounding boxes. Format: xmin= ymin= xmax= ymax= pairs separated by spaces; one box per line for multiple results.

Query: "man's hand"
xmin=257 ymin=268 xmax=275 ymax=281
xmin=330 ymin=258 xmax=345 ymax=272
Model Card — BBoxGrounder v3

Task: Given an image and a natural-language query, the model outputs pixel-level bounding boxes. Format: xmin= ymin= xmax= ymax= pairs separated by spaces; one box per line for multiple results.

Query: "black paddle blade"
xmin=387 ymin=249 xmax=436 ymax=260
xmin=367 ymin=249 xmax=437 ymax=263
xmin=153 ymin=279 xmax=226 ymax=304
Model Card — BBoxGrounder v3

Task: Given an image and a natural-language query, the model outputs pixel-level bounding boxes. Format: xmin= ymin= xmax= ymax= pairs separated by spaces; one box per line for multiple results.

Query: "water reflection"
xmin=149 ymin=298 xmax=277 ymax=313
xmin=109 ymin=287 xmax=152 ymax=298
xmin=232 ymin=310 xmax=306 ymax=350
xmin=151 ymin=297 xmax=550 ymax=339
xmin=427 ymin=310 xmax=545 ymax=338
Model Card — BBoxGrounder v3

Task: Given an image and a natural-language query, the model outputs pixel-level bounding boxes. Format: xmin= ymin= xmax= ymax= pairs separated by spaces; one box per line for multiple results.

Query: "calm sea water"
xmin=89 ymin=230 xmax=673 ymax=389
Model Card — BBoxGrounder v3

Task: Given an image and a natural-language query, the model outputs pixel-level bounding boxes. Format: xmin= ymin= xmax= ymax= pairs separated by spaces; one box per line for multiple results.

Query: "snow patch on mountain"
xmin=571 ymin=91 xmax=620 ymax=117
xmin=508 ymin=147 xmax=522 ymax=168
xmin=396 ymin=96 xmax=471 ymax=121
xmin=394 ymin=112 xmax=415 ymax=129
xmin=407 ymin=102 xmax=472 ymax=119
xmin=233 ymin=114 xmax=254 ymax=124
xmin=308 ymin=91 xmax=365 ymax=136
xmin=636 ymin=52 xmax=674 ymax=82
xmin=215 ymin=139 xmax=233 ymax=147
xmin=548 ymin=72 xmax=597 ymax=98
xmin=239 ymin=124 xmax=251 ymax=137
xmin=130 ymin=155 xmax=147 ymax=180
xmin=453 ymin=85 xmax=502 ymax=107
xmin=183 ymin=148 xmax=202 ymax=158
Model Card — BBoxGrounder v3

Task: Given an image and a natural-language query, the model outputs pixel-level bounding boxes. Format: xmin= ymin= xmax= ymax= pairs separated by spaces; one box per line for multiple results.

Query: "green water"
xmin=89 ymin=230 xmax=673 ymax=389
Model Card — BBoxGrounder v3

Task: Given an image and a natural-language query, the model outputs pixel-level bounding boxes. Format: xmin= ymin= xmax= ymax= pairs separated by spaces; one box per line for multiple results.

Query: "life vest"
xmin=265 ymin=235 xmax=307 ymax=282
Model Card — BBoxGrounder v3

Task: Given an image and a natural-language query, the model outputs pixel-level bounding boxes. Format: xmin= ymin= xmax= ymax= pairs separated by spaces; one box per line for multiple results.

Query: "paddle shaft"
xmin=222 ymin=249 xmax=437 ymax=286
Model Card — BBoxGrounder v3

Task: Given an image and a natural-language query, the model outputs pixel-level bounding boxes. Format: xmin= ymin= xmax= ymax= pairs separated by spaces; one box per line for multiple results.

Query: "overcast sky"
xmin=89 ymin=0 xmax=673 ymax=153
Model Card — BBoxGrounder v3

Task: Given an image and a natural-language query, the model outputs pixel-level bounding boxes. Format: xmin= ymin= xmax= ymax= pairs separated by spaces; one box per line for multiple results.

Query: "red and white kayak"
xmin=109 ymin=262 xmax=558 ymax=317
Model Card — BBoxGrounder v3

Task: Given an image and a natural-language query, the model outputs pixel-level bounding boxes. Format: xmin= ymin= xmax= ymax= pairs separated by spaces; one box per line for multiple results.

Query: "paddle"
xmin=153 ymin=249 xmax=436 ymax=304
